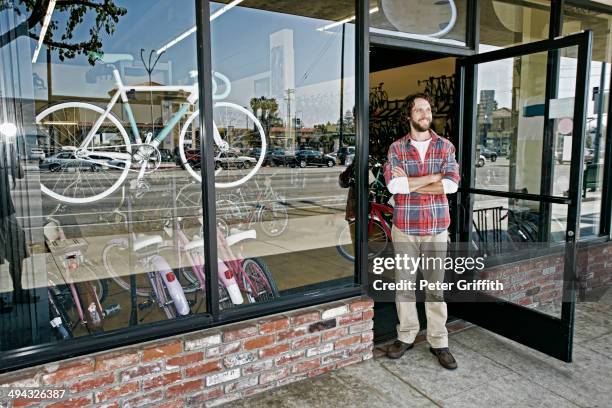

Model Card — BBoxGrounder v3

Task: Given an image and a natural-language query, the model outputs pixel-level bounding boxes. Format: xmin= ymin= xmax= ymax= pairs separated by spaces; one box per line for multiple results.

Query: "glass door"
xmin=449 ymin=31 xmax=592 ymax=362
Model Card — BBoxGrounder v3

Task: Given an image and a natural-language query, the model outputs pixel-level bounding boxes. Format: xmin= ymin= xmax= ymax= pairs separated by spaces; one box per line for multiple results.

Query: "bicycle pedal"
xmin=187 ymin=299 xmax=197 ymax=307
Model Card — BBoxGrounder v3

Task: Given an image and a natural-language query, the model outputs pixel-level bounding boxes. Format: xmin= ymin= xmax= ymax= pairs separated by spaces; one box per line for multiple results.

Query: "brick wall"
xmin=0 ymin=297 xmax=374 ymax=408
xmin=477 ymin=241 xmax=611 ymax=308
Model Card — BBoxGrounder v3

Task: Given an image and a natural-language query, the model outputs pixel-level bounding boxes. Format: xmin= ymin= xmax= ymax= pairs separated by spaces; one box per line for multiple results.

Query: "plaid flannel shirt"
xmin=384 ymin=130 xmax=460 ymax=236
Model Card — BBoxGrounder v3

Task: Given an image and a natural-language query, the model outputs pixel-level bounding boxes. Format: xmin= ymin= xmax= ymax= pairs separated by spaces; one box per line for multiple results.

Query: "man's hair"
xmin=403 ymin=93 xmax=433 ymax=117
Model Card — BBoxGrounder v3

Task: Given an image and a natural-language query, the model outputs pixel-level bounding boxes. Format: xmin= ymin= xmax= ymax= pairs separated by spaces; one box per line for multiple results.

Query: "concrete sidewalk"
xmin=228 ymin=290 xmax=612 ymax=408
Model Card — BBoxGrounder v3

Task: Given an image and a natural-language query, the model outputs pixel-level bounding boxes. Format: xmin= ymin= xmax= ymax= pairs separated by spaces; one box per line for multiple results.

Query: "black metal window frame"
xmin=0 ymin=0 xmax=366 ymax=374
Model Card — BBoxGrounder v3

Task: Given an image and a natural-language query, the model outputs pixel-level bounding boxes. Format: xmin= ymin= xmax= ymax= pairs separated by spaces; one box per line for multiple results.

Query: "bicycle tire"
xmin=178 ymin=102 xmax=267 ymax=188
xmin=102 ymin=242 xmax=151 ymax=297
xmin=336 ymin=219 xmax=390 ymax=262
xmin=258 ymin=198 xmax=289 ymax=238
xmin=35 ymin=102 xmax=132 ymax=204
xmin=241 ymin=258 xmax=279 ymax=303
xmin=48 ymin=288 xmax=74 ymax=339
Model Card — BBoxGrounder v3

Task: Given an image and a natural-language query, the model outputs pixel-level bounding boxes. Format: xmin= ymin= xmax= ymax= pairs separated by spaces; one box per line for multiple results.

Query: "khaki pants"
xmin=392 ymin=226 xmax=448 ymax=348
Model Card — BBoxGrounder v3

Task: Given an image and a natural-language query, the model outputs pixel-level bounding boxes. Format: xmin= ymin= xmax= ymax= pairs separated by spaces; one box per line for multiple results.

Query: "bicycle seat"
xmin=133 ymin=234 xmax=163 ymax=252
xmin=184 ymin=238 xmax=203 ymax=252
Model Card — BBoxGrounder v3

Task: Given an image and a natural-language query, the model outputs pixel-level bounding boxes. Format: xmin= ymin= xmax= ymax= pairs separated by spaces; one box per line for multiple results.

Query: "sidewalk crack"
xmin=377 ymin=360 xmax=443 ymax=407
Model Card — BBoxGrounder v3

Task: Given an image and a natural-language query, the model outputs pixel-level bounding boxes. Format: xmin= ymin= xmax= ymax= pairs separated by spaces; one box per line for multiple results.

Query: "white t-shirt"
xmin=387 ymin=138 xmax=458 ymax=194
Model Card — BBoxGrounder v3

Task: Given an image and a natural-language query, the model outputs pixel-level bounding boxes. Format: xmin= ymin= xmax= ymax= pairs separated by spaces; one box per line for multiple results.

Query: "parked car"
xmin=40 ymin=151 xmax=102 ymax=172
xmin=295 ymin=150 xmax=336 ymax=168
xmin=28 ymin=147 xmax=46 ymax=161
xmin=476 ymin=154 xmax=486 ymax=168
xmin=248 ymin=147 xmax=284 ymax=166
xmin=478 ymin=146 xmax=498 ymax=162
xmin=337 ymin=146 xmax=355 ymax=165
xmin=215 ymin=152 xmax=256 ymax=169
xmin=270 ymin=150 xmax=297 ymax=167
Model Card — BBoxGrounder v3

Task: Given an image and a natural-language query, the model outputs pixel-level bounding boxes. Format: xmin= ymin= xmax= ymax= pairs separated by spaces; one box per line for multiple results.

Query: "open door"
xmin=450 ymin=31 xmax=592 ymax=362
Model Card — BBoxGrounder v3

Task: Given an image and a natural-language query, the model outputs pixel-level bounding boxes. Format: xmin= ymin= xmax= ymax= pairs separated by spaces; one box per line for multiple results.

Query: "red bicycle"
xmin=336 ymin=163 xmax=393 ymax=261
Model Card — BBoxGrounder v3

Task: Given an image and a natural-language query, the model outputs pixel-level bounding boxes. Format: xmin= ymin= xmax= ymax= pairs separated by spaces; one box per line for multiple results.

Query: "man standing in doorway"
xmin=383 ymin=93 xmax=460 ymax=369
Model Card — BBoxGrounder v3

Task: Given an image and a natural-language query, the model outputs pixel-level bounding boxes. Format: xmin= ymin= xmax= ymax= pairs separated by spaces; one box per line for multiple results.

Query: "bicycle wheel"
xmin=336 ymin=219 xmax=389 ymax=262
xmin=241 ymin=258 xmax=279 ymax=303
xmin=258 ymin=198 xmax=288 ymax=238
xmin=178 ymin=102 xmax=267 ymax=188
xmin=36 ymin=103 xmax=132 ymax=204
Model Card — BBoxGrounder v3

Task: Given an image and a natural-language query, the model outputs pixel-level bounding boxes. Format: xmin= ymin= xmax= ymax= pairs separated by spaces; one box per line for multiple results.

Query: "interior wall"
xmin=369 ymin=57 xmax=456 ymax=100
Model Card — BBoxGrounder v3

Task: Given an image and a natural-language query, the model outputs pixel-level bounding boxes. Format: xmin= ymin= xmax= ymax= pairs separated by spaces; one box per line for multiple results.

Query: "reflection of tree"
xmin=0 ymin=0 xmax=127 ymax=63
xmin=249 ymin=96 xmax=282 ymax=144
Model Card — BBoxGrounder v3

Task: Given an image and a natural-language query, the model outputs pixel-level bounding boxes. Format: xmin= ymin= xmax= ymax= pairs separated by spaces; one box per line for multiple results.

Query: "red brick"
xmin=244 ymin=334 xmax=275 ymax=350
xmin=94 ymin=382 xmax=139 ymax=403
xmin=184 ymin=360 xmax=223 ymax=378
xmin=223 ymin=323 xmax=258 ymax=342
xmin=334 ymin=335 xmax=362 ymax=349
xmin=277 ymin=327 xmax=308 ymax=341
xmin=154 ymin=399 xmax=186 ymax=408
xmin=142 ymin=341 xmax=182 ymax=362
xmin=338 ymin=311 xmax=363 ymax=326
xmin=143 ymin=371 xmax=182 ymax=390
xmin=96 ymin=403 xmax=120 ymax=408
xmin=290 ymin=310 xmax=321 ymax=325
xmin=293 ymin=359 xmax=320 ymax=373
xmin=308 ymin=364 xmax=336 ymax=377
xmin=293 ymin=335 xmax=320 ymax=349
xmin=206 ymin=341 xmax=241 ymax=358
xmin=244 ymin=383 xmax=275 ymax=397
xmin=362 ymin=332 xmax=374 ymax=343
xmin=348 ymin=298 xmax=374 ymax=312
xmin=119 ymin=361 xmax=164 ymax=382
xmin=69 ymin=372 xmax=115 ymax=393
xmin=186 ymin=387 xmax=224 ymax=405
xmin=362 ymin=309 xmax=374 ymax=320
xmin=42 ymin=361 xmax=94 ymax=385
xmin=259 ymin=316 xmax=290 ymax=334
xmin=335 ymin=355 xmax=362 ymax=369
xmin=12 ymin=399 xmax=43 ymax=408
xmin=275 ymin=350 xmax=304 ymax=366
xmin=322 ymin=327 xmax=348 ymax=342
xmin=166 ymin=379 xmax=204 ymax=398
xmin=259 ymin=343 xmax=290 ymax=358
xmin=166 ymin=351 xmax=204 ymax=367
xmin=94 ymin=351 xmax=139 ymax=372
xmin=46 ymin=395 xmax=93 ymax=408
xmin=123 ymin=390 xmax=163 ymax=407
xmin=260 ymin=367 xmax=290 ymax=384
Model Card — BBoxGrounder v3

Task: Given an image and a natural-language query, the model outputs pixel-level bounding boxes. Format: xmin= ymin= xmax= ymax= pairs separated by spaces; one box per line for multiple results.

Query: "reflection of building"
xmin=487 ymin=107 xmax=513 ymax=150
xmin=477 ymin=89 xmax=498 ymax=144
xmin=270 ymin=29 xmax=295 ymax=100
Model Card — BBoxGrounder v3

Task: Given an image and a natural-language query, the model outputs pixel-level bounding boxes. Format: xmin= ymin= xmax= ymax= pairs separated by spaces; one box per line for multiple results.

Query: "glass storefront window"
xmin=1 ymin=1 xmax=208 ymax=351
xmin=479 ymin=0 xmax=550 ymax=51
xmin=201 ymin=1 xmax=357 ymax=306
xmin=369 ymin=0 xmax=468 ymax=46
xmin=562 ymin=4 xmax=612 ymax=238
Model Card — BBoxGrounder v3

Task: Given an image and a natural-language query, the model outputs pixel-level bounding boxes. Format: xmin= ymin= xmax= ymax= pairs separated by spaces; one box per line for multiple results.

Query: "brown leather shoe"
xmin=386 ymin=340 xmax=414 ymax=359
xmin=430 ymin=347 xmax=458 ymax=369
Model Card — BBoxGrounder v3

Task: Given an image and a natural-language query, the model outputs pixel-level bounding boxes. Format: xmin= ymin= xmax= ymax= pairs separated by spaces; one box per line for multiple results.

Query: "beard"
xmin=410 ymin=117 xmax=431 ymax=132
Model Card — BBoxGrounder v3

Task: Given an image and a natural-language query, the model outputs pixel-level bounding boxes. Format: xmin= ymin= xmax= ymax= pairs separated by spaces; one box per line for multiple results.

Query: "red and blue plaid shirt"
xmin=384 ymin=130 xmax=460 ymax=236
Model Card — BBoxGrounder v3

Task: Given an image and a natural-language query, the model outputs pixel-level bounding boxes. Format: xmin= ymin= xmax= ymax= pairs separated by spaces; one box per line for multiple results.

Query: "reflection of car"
xmin=295 ymin=150 xmax=336 ymax=168
xmin=40 ymin=151 xmax=101 ymax=172
xmin=345 ymin=153 xmax=355 ymax=166
xmin=556 ymin=148 xmax=594 ymax=164
xmin=337 ymin=146 xmax=355 ymax=165
xmin=248 ymin=147 xmax=283 ymax=166
xmin=476 ymin=154 xmax=486 ymax=167
xmin=478 ymin=146 xmax=497 ymax=162
xmin=28 ymin=147 xmax=46 ymax=161
xmin=159 ymin=148 xmax=173 ymax=162
xmin=215 ymin=152 xmax=256 ymax=169
xmin=270 ymin=150 xmax=297 ymax=167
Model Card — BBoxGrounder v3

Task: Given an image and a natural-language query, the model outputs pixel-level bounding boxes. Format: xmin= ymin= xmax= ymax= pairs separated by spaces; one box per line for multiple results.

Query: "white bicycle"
xmin=35 ymin=69 xmax=266 ymax=204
